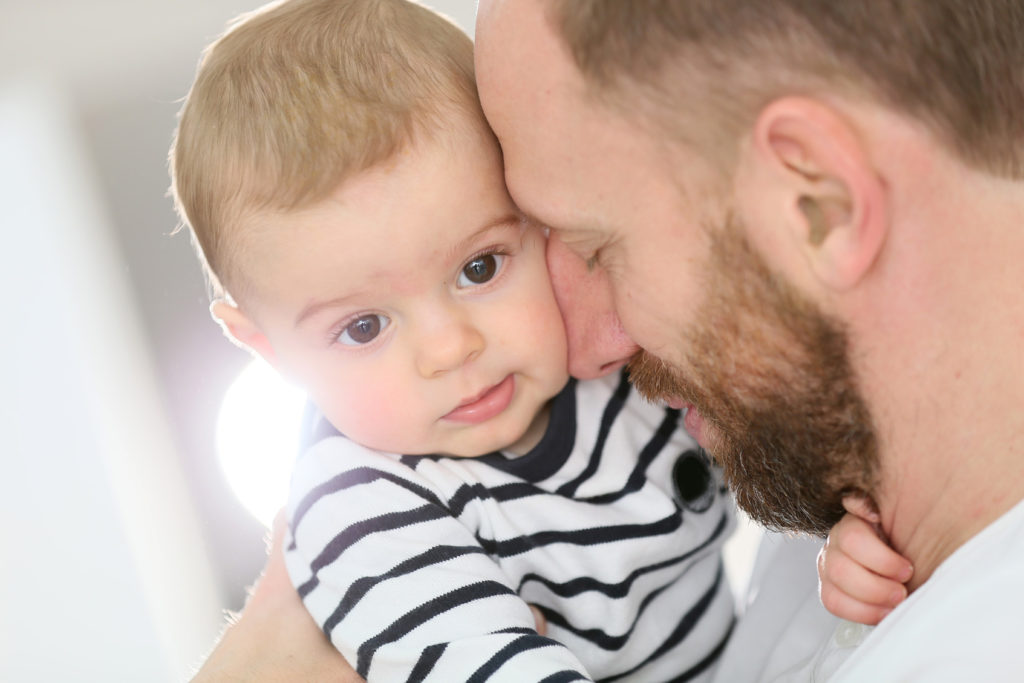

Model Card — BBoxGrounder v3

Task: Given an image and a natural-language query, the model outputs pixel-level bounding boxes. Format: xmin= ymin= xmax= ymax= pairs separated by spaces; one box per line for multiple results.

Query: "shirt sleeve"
xmin=284 ymin=437 xmax=593 ymax=682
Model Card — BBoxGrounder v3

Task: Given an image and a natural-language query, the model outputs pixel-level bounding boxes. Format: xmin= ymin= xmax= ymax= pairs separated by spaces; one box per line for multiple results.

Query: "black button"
xmin=672 ymin=450 xmax=714 ymax=512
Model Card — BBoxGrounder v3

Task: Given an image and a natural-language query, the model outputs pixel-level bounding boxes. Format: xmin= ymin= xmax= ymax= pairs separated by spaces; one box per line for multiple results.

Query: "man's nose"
xmin=568 ymin=311 xmax=639 ymax=380
xmin=546 ymin=234 xmax=640 ymax=380
xmin=414 ymin=307 xmax=485 ymax=378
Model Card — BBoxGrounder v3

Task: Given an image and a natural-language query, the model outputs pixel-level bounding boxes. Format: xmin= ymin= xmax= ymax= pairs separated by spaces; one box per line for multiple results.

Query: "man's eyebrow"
xmin=547 ymin=225 xmax=601 ymax=247
xmin=514 ymin=207 xmax=546 ymax=229
xmin=513 ymin=208 xmax=588 ymax=241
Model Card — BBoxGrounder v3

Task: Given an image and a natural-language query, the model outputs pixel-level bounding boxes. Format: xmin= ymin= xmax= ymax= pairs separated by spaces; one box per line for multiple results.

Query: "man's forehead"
xmin=476 ymin=0 xmax=561 ymax=82
xmin=476 ymin=0 xmax=532 ymax=35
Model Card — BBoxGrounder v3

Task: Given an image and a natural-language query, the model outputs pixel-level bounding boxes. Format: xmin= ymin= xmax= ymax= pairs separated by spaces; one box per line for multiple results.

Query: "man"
xmin=194 ymin=1 xmax=1024 ymax=680
xmin=475 ymin=0 xmax=1024 ymax=679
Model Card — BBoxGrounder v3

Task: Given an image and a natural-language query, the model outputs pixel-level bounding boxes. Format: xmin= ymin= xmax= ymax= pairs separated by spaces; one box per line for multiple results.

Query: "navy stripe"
xmin=290 ymin=466 xmax=446 ymax=540
xmin=446 ymin=482 xmax=495 ymax=516
xmin=477 ymin=508 xmax=682 ymax=558
xmin=536 ymin=570 xmax=678 ymax=651
xmin=487 ymin=481 xmax=550 ymax=502
xmin=517 ymin=510 xmax=729 ymax=598
xmin=467 ymin=634 xmax=556 ymax=683
xmin=356 ymin=580 xmax=517 ymax=677
xmin=557 ymin=371 xmax=631 ymax=497
xmin=399 ymin=454 xmax=425 ymax=470
xmin=662 ymin=619 xmax=734 ymax=683
xmin=323 ymin=544 xmax=487 ymax=634
xmin=540 ymin=673 xmax=590 ymax=683
xmin=578 ymin=407 xmax=680 ymax=505
xmin=297 ymin=575 xmax=321 ymax=598
xmin=447 ymin=480 xmax=549 ymax=516
xmin=535 ymin=556 xmax=726 ymax=653
xmin=600 ymin=563 xmax=728 ymax=681
xmin=494 ymin=626 xmax=537 ymax=635
xmin=297 ymin=504 xmax=450 ymax=598
xmin=406 ymin=642 xmax=447 ymax=682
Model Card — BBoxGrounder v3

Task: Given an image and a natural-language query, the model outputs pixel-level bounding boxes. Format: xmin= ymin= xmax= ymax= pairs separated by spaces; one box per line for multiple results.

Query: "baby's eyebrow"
xmin=441 ymin=213 xmax=521 ymax=264
xmin=294 ymin=292 xmax=362 ymax=328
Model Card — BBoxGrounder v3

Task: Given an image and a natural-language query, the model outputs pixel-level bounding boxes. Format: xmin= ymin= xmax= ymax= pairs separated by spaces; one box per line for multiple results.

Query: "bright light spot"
xmin=216 ymin=359 xmax=307 ymax=528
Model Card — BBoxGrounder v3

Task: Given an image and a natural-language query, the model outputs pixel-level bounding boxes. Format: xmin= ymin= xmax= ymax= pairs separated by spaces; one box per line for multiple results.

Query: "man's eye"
xmin=457 ymin=253 xmax=505 ymax=287
xmin=337 ymin=314 xmax=389 ymax=346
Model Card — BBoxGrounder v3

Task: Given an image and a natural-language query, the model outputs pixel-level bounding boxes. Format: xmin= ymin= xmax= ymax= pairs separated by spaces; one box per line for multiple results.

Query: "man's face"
xmin=544 ymin=233 xmax=640 ymax=381
xmin=476 ymin=0 xmax=877 ymax=534
xmin=625 ymin=217 xmax=878 ymax=535
xmin=476 ymin=0 xmax=716 ymax=376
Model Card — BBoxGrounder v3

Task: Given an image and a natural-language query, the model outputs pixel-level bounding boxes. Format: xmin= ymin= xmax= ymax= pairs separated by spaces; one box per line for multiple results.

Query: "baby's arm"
xmin=287 ymin=440 xmax=591 ymax=682
xmin=817 ymin=495 xmax=913 ymax=625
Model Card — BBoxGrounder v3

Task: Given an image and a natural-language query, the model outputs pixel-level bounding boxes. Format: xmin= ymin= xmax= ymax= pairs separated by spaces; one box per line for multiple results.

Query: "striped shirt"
xmin=285 ymin=370 xmax=736 ymax=681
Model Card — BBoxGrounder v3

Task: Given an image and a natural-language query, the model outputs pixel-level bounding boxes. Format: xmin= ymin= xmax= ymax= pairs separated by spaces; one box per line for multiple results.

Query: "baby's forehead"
xmin=227 ymin=130 xmax=519 ymax=306
xmin=235 ymin=209 xmax=513 ymax=277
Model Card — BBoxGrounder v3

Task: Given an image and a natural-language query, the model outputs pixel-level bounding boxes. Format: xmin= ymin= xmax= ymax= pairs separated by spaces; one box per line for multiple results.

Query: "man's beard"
xmin=628 ymin=215 xmax=878 ymax=536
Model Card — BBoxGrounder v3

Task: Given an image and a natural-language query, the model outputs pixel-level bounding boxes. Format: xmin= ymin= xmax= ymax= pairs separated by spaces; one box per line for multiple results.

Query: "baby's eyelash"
xmin=464 ymin=245 xmax=511 ymax=264
xmin=327 ymin=312 xmax=377 ymax=345
xmin=325 ymin=320 xmax=349 ymax=345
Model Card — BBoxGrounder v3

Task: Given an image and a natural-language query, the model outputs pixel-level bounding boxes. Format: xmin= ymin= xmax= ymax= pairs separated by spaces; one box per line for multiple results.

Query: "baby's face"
xmin=235 ymin=127 xmax=568 ymax=457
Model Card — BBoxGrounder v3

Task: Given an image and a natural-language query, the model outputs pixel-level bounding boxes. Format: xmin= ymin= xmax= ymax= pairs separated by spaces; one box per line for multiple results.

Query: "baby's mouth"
xmin=443 ymin=375 xmax=515 ymax=423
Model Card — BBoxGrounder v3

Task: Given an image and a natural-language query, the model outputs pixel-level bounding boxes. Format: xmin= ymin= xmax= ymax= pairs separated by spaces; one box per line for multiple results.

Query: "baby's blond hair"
xmin=170 ymin=0 xmax=478 ymax=300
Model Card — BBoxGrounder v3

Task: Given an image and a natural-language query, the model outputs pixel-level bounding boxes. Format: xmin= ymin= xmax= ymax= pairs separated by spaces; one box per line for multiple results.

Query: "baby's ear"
xmin=210 ymin=299 xmax=278 ymax=366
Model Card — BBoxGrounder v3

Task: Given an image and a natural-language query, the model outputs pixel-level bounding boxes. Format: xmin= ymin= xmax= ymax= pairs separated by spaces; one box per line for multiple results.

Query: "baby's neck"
xmin=505 ymin=402 xmax=552 ymax=456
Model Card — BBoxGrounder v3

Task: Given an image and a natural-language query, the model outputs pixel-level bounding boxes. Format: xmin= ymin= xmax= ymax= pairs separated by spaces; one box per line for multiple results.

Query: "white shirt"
xmin=830 ymin=497 xmax=1024 ymax=682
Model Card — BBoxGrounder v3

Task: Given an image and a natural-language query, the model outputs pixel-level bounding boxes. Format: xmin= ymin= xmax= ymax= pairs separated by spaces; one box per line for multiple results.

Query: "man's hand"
xmin=192 ymin=512 xmax=363 ymax=682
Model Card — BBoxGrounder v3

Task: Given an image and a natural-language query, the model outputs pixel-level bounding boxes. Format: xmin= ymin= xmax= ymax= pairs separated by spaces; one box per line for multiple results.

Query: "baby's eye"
xmin=457 ymin=253 xmax=505 ymax=288
xmin=337 ymin=314 xmax=390 ymax=346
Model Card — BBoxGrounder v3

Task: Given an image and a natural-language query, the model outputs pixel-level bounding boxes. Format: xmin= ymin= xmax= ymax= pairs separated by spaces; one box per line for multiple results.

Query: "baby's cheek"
xmin=322 ymin=381 xmax=423 ymax=453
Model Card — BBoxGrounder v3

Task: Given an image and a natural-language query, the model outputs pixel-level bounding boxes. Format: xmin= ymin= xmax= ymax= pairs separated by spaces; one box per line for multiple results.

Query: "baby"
xmin=170 ymin=0 xmax=906 ymax=680
xmin=171 ymin=1 xmax=734 ymax=679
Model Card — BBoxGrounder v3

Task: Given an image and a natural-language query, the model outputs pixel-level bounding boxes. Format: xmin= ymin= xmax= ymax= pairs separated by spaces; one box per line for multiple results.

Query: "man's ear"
xmin=210 ymin=300 xmax=278 ymax=366
xmin=745 ymin=96 xmax=887 ymax=290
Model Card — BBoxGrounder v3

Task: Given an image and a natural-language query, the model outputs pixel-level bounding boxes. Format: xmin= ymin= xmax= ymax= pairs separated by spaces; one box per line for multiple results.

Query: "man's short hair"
xmin=170 ymin=0 xmax=477 ymax=300
xmin=550 ymin=0 xmax=1024 ymax=178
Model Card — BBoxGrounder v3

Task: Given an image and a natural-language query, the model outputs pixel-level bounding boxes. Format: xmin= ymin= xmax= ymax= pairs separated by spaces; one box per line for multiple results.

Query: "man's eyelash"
xmin=585 ymin=247 xmax=603 ymax=271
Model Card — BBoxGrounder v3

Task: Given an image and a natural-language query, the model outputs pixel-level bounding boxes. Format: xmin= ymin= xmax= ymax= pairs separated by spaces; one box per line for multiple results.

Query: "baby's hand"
xmin=817 ymin=495 xmax=913 ymax=625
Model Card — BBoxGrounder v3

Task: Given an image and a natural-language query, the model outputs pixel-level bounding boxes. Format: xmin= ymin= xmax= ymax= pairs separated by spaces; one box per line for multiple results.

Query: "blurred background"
xmin=0 ymin=1 xmax=477 ymax=681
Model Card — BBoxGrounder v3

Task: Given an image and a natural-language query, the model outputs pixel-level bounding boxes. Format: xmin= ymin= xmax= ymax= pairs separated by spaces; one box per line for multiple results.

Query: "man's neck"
xmin=882 ymin=448 xmax=1024 ymax=592
xmin=856 ymin=161 xmax=1024 ymax=591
